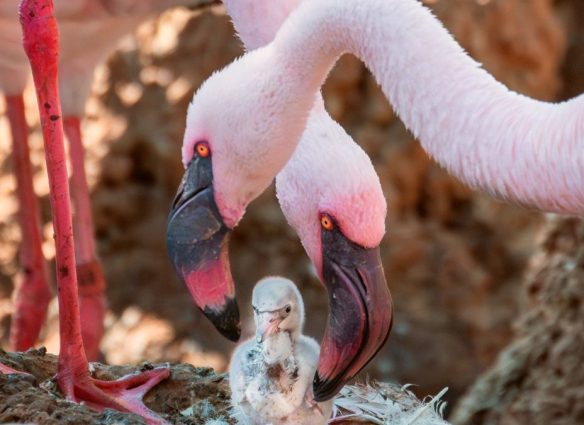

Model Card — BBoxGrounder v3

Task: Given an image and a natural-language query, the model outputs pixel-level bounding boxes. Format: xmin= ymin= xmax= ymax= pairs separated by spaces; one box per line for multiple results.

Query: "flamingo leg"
xmin=19 ymin=1 xmax=170 ymax=423
xmin=63 ymin=116 xmax=105 ymax=362
xmin=5 ymin=94 xmax=51 ymax=351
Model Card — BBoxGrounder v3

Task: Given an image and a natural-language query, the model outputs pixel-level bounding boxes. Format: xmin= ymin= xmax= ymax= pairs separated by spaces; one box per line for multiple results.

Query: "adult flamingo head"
xmin=166 ymin=52 xmax=312 ymax=342
xmin=277 ymin=113 xmax=393 ymax=400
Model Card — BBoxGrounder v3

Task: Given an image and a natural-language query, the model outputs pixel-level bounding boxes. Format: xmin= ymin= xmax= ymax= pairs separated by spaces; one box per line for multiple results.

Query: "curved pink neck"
xmin=274 ymin=0 xmax=584 ymax=214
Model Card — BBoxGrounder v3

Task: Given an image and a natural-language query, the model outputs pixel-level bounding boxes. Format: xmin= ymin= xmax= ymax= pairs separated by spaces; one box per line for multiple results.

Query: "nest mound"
xmin=0 ymin=348 xmax=233 ymax=425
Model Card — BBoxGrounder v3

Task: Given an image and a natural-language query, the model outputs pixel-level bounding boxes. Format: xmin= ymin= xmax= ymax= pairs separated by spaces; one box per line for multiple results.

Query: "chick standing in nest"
xmin=229 ymin=277 xmax=332 ymax=424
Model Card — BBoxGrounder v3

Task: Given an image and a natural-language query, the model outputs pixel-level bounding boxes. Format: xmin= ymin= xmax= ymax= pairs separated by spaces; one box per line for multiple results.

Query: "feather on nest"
xmin=329 ymin=382 xmax=450 ymax=425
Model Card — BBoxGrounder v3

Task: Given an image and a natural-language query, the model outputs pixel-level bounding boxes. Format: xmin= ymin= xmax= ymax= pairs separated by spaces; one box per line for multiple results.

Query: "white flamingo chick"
xmin=229 ymin=277 xmax=332 ymax=425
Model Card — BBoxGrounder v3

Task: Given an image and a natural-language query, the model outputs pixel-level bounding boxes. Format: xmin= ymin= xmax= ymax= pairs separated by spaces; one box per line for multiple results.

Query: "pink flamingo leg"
xmin=63 ymin=116 xmax=105 ymax=362
xmin=19 ymin=1 xmax=170 ymax=423
xmin=5 ymin=94 xmax=52 ymax=351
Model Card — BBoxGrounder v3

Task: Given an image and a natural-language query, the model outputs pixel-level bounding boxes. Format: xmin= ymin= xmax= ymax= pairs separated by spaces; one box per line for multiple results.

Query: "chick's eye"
xmin=320 ymin=213 xmax=334 ymax=231
xmin=195 ymin=141 xmax=210 ymax=158
xmin=284 ymin=305 xmax=292 ymax=314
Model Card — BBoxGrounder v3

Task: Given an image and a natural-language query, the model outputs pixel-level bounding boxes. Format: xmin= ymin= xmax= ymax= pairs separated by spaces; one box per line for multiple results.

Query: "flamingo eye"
xmin=195 ymin=141 xmax=210 ymax=158
xmin=320 ymin=213 xmax=334 ymax=231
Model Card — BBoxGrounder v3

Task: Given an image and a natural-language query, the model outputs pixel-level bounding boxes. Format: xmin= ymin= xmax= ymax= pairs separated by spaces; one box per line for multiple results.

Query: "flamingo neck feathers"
xmin=223 ymin=0 xmax=386 ymax=265
xmin=270 ymin=0 xmax=584 ymax=214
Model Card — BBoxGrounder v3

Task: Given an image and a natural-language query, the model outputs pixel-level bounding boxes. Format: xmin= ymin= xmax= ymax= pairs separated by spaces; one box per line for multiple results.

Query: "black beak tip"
xmin=312 ymin=372 xmax=341 ymax=402
xmin=203 ymin=298 xmax=241 ymax=342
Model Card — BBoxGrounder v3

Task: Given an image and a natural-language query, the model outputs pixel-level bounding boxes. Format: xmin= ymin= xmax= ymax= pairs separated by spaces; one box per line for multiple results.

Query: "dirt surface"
xmin=1 ymin=349 xmax=453 ymax=425
xmin=0 ymin=0 xmax=579 ymax=421
xmin=0 ymin=348 xmax=233 ymax=424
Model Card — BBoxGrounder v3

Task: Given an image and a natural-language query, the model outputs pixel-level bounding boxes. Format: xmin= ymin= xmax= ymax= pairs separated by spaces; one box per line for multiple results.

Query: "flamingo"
xmin=167 ymin=0 xmax=583 ymax=401
xmin=230 ymin=276 xmax=333 ymax=425
xmin=0 ymin=0 xmax=213 ymax=359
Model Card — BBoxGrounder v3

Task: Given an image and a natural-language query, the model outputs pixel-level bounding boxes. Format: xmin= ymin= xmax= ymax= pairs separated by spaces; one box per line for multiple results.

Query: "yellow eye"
xmin=320 ymin=214 xmax=334 ymax=231
xmin=195 ymin=142 xmax=210 ymax=158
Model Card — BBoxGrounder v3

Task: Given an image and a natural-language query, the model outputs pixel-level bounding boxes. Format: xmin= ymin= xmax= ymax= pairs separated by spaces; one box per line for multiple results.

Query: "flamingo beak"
xmin=313 ymin=231 xmax=393 ymax=401
xmin=166 ymin=155 xmax=241 ymax=342
xmin=255 ymin=312 xmax=282 ymax=343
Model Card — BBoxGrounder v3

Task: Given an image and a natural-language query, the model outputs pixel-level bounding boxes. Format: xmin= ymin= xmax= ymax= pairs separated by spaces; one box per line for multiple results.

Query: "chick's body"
xmin=229 ymin=277 xmax=332 ymax=425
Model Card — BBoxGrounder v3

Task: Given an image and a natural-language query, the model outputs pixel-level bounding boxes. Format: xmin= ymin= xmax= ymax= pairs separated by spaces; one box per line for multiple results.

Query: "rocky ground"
xmin=0 ymin=349 xmax=233 ymax=424
xmin=0 ymin=349 xmax=454 ymax=425
xmin=0 ymin=0 xmax=581 ymax=423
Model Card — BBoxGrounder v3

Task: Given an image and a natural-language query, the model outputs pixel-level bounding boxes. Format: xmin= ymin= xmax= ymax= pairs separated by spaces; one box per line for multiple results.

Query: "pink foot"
xmin=304 ymin=385 xmax=323 ymax=416
xmin=58 ymin=366 xmax=171 ymax=425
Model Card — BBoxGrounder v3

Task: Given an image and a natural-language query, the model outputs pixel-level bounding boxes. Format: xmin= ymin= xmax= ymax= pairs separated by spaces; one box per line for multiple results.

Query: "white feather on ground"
xmin=329 ymin=382 xmax=450 ymax=425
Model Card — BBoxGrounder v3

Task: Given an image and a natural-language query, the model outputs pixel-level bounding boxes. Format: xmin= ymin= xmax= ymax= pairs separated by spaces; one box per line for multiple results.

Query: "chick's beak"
xmin=255 ymin=312 xmax=282 ymax=343
xmin=166 ymin=154 xmax=241 ymax=342
xmin=313 ymin=231 xmax=393 ymax=401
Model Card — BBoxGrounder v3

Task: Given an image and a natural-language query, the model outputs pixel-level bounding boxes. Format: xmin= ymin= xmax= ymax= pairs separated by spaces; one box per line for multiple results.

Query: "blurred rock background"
xmin=0 ymin=0 xmax=581 ymax=420
xmin=452 ymin=216 xmax=584 ymax=425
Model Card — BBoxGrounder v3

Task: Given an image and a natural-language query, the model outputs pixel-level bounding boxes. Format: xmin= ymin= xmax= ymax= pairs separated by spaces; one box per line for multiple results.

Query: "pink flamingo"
xmin=10 ymin=1 xmax=176 ymax=423
xmin=0 ymin=0 xmax=213 ymax=359
xmin=225 ymin=0 xmax=392 ymax=400
xmin=167 ymin=0 xmax=583 ymax=401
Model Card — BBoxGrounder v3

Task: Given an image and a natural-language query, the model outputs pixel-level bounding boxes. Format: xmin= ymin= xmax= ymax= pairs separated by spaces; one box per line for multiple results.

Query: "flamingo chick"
xmin=230 ymin=277 xmax=333 ymax=425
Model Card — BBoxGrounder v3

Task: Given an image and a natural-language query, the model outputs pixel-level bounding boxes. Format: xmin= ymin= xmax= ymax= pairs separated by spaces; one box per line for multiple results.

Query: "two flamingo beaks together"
xmin=2 ymin=0 xmax=582 ymax=423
